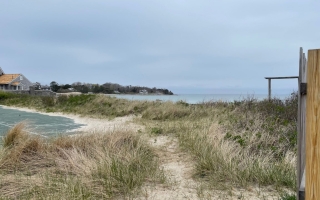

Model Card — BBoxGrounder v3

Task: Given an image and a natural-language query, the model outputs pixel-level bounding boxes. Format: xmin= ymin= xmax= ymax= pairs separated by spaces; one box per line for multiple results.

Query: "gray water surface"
xmin=109 ymin=94 xmax=290 ymax=104
xmin=0 ymin=106 xmax=84 ymax=137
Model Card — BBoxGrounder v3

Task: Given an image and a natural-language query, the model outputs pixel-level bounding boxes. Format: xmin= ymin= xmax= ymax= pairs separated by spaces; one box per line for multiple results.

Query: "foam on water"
xmin=0 ymin=106 xmax=84 ymax=137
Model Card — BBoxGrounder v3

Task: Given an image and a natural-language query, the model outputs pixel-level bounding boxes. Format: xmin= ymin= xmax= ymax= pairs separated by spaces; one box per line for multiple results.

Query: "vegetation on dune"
xmin=0 ymin=123 xmax=165 ymax=199
xmin=140 ymin=93 xmax=298 ymax=190
xmin=0 ymin=91 xmax=298 ymax=197
xmin=0 ymin=92 xmax=151 ymax=118
xmin=0 ymin=91 xmax=14 ymax=100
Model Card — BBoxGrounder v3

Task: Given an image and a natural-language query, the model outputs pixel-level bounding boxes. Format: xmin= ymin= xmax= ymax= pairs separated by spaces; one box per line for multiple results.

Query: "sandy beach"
xmin=0 ymin=105 xmax=141 ymax=134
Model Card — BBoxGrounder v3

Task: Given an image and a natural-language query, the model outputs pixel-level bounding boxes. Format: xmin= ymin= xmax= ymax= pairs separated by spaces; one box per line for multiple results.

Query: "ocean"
xmin=108 ymin=93 xmax=291 ymax=104
xmin=0 ymin=106 xmax=84 ymax=137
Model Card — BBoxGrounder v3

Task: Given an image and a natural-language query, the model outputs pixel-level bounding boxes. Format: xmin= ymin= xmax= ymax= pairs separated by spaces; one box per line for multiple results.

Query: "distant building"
xmin=156 ymin=91 xmax=163 ymax=95
xmin=33 ymin=82 xmax=42 ymax=90
xmin=0 ymin=67 xmax=33 ymax=91
xmin=139 ymin=89 xmax=148 ymax=94
xmin=33 ymin=82 xmax=52 ymax=91
xmin=41 ymin=85 xmax=51 ymax=90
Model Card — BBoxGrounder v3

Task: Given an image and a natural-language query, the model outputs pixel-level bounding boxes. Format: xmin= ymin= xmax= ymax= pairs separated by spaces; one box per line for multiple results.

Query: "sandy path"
xmin=137 ymin=134 xmax=286 ymax=200
xmin=137 ymin=135 xmax=198 ymax=200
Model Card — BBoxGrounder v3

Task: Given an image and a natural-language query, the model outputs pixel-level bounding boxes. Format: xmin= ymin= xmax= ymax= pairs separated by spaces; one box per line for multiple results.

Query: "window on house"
xmin=20 ymin=76 xmax=23 ymax=80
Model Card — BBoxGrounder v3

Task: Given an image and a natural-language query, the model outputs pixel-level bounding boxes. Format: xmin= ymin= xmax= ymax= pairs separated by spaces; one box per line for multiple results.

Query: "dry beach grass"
xmin=0 ymin=123 xmax=165 ymax=199
xmin=0 ymin=91 xmax=297 ymax=199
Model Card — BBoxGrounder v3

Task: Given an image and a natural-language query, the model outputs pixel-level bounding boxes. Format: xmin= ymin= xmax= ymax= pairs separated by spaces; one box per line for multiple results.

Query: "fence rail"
xmin=264 ymin=76 xmax=299 ymax=100
xmin=297 ymin=47 xmax=307 ymax=200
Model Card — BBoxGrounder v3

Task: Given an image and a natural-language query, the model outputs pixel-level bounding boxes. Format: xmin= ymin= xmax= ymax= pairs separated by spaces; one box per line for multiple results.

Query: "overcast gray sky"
xmin=1 ymin=1 xmax=319 ymax=94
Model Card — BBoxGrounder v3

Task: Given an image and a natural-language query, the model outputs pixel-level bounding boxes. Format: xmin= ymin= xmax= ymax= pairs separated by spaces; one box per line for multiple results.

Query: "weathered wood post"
xmin=306 ymin=49 xmax=320 ymax=200
xmin=265 ymin=77 xmax=298 ymax=100
xmin=268 ymin=78 xmax=271 ymax=100
xmin=297 ymin=47 xmax=307 ymax=200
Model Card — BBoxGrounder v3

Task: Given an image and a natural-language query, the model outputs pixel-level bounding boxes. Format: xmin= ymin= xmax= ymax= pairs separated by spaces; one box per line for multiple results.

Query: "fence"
xmin=264 ymin=48 xmax=320 ymax=199
xmin=264 ymin=76 xmax=299 ymax=100
xmin=297 ymin=47 xmax=307 ymax=200
xmin=297 ymin=48 xmax=320 ymax=200
xmin=5 ymin=86 xmax=56 ymax=97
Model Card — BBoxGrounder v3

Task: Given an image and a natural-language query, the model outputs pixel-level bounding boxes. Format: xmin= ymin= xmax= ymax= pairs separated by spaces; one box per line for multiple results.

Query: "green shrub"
xmin=66 ymin=94 xmax=95 ymax=106
xmin=151 ymin=127 xmax=163 ymax=135
xmin=0 ymin=91 xmax=14 ymax=100
xmin=56 ymin=95 xmax=68 ymax=104
xmin=280 ymin=193 xmax=296 ymax=200
xmin=41 ymin=96 xmax=55 ymax=107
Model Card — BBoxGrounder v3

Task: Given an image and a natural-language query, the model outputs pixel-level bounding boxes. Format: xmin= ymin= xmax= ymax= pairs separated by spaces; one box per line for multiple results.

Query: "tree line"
xmin=49 ymin=81 xmax=174 ymax=95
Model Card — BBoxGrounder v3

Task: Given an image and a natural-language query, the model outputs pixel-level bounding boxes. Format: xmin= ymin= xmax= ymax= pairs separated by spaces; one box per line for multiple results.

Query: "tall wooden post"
xmin=306 ymin=49 xmax=320 ymax=200
xmin=265 ymin=77 xmax=298 ymax=100
xmin=268 ymin=79 xmax=271 ymax=100
xmin=298 ymin=47 xmax=307 ymax=200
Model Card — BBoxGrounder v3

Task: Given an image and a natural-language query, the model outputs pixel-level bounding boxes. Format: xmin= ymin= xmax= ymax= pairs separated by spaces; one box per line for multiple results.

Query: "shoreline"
xmin=105 ymin=93 xmax=175 ymax=96
xmin=0 ymin=105 xmax=140 ymax=134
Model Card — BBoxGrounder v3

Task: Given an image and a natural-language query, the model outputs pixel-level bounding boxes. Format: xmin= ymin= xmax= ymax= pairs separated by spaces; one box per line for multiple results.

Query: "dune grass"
xmin=139 ymin=94 xmax=297 ymax=191
xmin=0 ymin=91 xmax=298 ymax=196
xmin=0 ymin=92 xmax=151 ymax=119
xmin=0 ymin=123 xmax=165 ymax=199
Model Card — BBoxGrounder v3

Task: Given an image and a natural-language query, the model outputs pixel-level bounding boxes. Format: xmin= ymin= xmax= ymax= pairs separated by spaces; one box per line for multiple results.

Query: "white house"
xmin=139 ymin=89 xmax=148 ymax=94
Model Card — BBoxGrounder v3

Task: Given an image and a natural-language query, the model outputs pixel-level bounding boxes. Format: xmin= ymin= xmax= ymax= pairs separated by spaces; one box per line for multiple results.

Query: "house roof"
xmin=11 ymin=82 xmax=21 ymax=86
xmin=0 ymin=74 xmax=20 ymax=84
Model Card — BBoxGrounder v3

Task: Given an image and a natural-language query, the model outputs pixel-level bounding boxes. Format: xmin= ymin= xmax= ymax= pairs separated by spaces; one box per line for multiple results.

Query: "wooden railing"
xmin=264 ymin=76 xmax=299 ymax=100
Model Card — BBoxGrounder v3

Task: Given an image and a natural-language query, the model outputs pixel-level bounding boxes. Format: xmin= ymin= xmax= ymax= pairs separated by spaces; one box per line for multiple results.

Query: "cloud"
xmin=0 ymin=0 xmax=319 ymax=93
xmin=60 ymin=46 xmax=115 ymax=65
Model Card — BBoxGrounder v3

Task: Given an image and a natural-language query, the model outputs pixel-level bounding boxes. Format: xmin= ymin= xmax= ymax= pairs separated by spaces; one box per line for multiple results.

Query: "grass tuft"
xmin=0 ymin=123 xmax=165 ymax=199
xmin=2 ymin=122 xmax=28 ymax=148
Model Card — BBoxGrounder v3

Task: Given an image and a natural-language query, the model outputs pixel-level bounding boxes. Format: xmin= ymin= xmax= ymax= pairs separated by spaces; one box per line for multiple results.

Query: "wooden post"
xmin=265 ymin=77 xmax=298 ymax=101
xmin=306 ymin=49 xmax=320 ymax=200
xmin=268 ymin=78 xmax=271 ymax=100
xmin=298 ymin=47 xmax=307 ymax=200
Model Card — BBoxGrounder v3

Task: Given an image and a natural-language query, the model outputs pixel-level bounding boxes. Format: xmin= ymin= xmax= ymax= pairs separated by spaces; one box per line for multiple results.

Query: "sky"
xmin=0 ymin=1 xmax=319 ymax=94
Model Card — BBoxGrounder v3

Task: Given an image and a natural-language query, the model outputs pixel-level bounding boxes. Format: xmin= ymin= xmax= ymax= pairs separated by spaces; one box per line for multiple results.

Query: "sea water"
xmin=108 ymin=94 xmax=291 ymax=104
xmin=0 ymin=106 xmax=84 ymax=137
